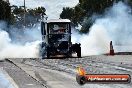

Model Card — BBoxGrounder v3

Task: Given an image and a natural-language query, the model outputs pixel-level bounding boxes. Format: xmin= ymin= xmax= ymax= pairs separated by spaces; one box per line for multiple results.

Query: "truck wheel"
xmin=77 ymin=47 xmax=81 ymax=58
xmin=46 ymin=46 xmax=50 ymax=58
xmin=41 ymin=46 xmax=50 ymax=59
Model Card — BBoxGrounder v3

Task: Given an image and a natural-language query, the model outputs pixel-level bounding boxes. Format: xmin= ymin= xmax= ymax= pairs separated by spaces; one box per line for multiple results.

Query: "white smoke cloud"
xmin=9 ymin=0 xmax=78 ymax=19
xmin=0 ymin=23 xmax=40 ymax=59
xmin=1 ymin=1 xmax=132 ymax=59
xmin=0 ymin=0 xmax=79 ymax=59
xmin=72 ymin=2 xmax=132 ymax=56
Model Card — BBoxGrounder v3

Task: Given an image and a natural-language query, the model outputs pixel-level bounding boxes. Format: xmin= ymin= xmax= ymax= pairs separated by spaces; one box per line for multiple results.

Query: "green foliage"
xmin=60 ymin=6 xmax=85 ymax=26
xmin=13 ymin=6 xmax=24 ymax=15
xmin=73 ymin=4 xmax=86 ymax=25
xmin=80 ymin=17 xmax=93 ymax=33
xmin=79 ymin=0 xmax=115 ymax=14
xmin=60 ymin=0 xmax=126 ymax=33
xmin=28 ymin=7 xmax=46 ymax=16
xmin=60 ymin=7 xmax=74 ymax=20
xmin=0 ymin=0 xmax=11 ymax=24
xmin=12 ymin=6 xmax=46 ymax=28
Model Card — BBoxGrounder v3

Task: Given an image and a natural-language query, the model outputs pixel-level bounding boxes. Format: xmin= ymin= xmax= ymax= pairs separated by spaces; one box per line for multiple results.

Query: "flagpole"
xmin=24 ymin=0 xmax=26 ymax=28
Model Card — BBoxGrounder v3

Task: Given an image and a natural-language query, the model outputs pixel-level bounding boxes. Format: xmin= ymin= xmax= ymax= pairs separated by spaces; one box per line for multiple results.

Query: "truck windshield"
xmin=48 ymin=23 xmax=70 ymax=43
xmin=48 ymin=23 xmax=69 ymax=34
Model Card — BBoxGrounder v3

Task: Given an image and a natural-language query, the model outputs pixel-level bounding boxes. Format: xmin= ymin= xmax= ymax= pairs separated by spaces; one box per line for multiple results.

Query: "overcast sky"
xmin=9 ymin=0 xmax=79 ymax=19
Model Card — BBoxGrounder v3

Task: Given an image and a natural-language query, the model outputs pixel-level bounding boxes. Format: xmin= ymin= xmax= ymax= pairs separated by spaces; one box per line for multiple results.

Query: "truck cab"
xmin=40 ymin=19 xmax=81 ymax=58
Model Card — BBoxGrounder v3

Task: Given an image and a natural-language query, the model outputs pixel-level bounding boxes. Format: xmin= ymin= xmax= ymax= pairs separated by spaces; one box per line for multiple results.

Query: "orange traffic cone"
xmin=110 ymin=41 xmax=114 ymax=55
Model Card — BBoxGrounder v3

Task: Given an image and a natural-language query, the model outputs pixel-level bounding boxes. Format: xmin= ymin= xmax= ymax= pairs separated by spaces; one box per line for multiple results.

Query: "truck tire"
xmin=40 ymin=45 xmax=50 ymax=59
xmin=46 ymin=46 xmax=50 ymax=58
xmin=77 ymin=47 xmax=81 ymax=58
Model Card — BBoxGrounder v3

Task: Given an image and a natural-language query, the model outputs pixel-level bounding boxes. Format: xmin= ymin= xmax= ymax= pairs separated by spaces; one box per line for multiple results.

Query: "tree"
xmin=0 ymin=0 xmax=11 ymax=24
xmin=60 ymin=0 xmax=122 ymax=33
xmin=60 ymin=7 xmax=74 ymax=21
xmin=12 ymin=6 xmax=46 ymax=28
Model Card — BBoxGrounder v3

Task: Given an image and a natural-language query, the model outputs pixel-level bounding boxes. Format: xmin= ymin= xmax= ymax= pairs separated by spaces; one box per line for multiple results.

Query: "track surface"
xmin=0 ymin=60 xmax=45 ymax=88
xmin=0 ymin=55 xmax=132 ymax=88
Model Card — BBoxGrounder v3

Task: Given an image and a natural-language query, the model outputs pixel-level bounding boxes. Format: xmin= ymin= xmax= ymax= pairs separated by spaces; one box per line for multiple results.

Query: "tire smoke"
xmin=0 ymin=2 xmax=132 ymax=59
xmin=72 ymin=2 xmax=132 ymax=56
xmin=0 ymin=22 xmax=41 ymax=59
